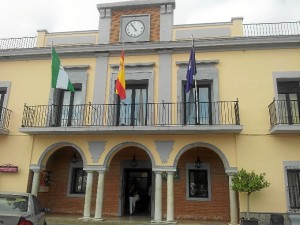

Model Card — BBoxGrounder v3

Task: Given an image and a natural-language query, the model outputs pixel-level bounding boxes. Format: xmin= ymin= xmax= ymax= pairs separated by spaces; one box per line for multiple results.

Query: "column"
xmin=167 ymin=171 xmax=175 ymax=222
xmin=152 ymin=171 xmax=162 ymax=222
xmin=83 ymin=171 xmax=94 ymax=219
xmin=228 ymin=174 xmax=238 ymax=225
xmin=94 ymin=171 xmax=105 ymax=221
xmin=31 ymin=169 xmax=41 ymax=196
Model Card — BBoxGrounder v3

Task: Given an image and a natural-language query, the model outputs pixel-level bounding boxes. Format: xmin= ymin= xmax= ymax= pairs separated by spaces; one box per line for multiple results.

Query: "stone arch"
xmin=173 ymin=142 xmax=230 ymax=170
xmin=104 ymin=142 xmax=156 ymax=167
xmin=36 ymin=142 xmax=87 ymax=168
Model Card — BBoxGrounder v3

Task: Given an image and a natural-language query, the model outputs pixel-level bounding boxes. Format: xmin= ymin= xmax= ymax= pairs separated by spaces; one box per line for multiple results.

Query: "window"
xmin=186 ymin=163 xmax=211 ymax=201
xmin=117 ymin=84 xmax=148 ymax=126
xmin=184 ymin=84 xmax=212 ymax=125
xmin=188 ymin=169 xmax=209 ymax=198
xmin=70 ymin=168 xmax=87 ymax=194
xmin=277 ymin=81 xmax=300 ymax=124
xmin=286 ymin=168 xmax=300 ymax=210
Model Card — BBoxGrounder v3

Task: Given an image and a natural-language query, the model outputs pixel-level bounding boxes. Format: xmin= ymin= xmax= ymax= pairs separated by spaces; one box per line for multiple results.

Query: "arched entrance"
xmin=30 ymin=143 xmax=87 ymax=215
xmin=172 ymin=142 xmax=234 ymax=222
xmin=103 ymin=143 xmax=154 ymax=217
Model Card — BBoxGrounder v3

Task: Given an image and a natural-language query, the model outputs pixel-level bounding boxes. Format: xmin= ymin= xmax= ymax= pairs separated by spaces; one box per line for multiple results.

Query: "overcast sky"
xmin=0 ymin=0 xmax=299 ymax=39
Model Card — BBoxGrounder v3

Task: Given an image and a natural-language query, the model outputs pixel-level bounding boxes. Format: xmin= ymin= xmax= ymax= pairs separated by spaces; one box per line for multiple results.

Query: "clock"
xmin=120 ymin=15 xmax=150 ymax=42
xmin=125 ymin=20 xmax=145 ymax=38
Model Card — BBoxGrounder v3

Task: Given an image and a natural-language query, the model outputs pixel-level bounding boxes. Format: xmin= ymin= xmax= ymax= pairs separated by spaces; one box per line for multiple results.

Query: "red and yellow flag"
xmin=115 ymin=49 xmax=126 ymax=100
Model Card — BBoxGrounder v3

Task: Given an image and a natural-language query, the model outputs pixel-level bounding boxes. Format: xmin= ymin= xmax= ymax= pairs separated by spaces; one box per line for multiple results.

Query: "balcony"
xmin=269 ymin=100 xmax=300 ymax=133
xmin=19 ymin=101 xmax=242 ymax=135
xmin=0 ymin=107 xmax=12 ymax=134
xmin=243 ymin=21 xmax=300 ymax=37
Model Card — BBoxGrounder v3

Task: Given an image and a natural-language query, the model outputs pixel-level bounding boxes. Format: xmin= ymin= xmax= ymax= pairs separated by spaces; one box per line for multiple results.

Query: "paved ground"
xmin=46 ymin=214 xmax=229 ymax=225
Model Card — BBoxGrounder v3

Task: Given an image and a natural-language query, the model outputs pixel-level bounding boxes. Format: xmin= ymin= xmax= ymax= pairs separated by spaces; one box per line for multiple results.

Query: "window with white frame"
xmin=186 ymin=163 xmax=211 ymax=201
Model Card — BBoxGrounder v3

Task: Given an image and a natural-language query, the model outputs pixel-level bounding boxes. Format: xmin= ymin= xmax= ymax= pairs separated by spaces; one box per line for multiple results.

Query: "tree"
xmin=231 ymin=168 xmax=270 ymax=220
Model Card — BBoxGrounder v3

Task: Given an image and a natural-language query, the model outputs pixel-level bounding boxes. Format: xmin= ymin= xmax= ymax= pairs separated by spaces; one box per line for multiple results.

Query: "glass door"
xmin=52 ymin=84 xmax=82 ymax=127
xmin=185 ymin=85 xmax=211 ymax=125
xmin=117 ymin=84 xmax=148 ymax=126
xmin=277 ymin=81 xmax=300 ymax=124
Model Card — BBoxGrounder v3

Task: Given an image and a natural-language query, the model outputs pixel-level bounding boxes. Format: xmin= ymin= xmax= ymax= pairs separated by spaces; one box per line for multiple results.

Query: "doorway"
xmin=123 ymin=168 xmax=152 ymax=216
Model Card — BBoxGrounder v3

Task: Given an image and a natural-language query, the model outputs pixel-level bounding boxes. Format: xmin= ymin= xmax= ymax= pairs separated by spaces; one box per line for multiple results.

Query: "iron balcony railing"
xmin=21 ymin=101 xmax=240 ymax=128
xmin=0 ymin=107 xmax=12 ymax=131
xmin=0 ymin=37 xmax=36 ymax=50
xmin=269 ymin=100 xmax=300 ymax=127
xmin=244 ymin=21 xmax=300 ymax=37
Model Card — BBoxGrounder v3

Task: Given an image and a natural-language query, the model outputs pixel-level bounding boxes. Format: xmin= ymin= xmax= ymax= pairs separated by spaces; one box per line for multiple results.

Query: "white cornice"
xmin=97 ymin=0 xmax=175 ymax=10
xmin=0 ymin=36 xmax=299 ymax=61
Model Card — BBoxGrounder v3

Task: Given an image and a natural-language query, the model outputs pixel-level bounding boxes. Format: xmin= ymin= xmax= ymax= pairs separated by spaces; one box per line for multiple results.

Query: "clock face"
xmin=125 ymin=20 xmax=145 ymax=38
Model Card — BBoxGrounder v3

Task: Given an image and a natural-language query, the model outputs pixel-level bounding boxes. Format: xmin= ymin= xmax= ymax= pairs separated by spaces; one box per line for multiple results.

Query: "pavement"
xmin=46 ymin=214 xmax=229 ymax=225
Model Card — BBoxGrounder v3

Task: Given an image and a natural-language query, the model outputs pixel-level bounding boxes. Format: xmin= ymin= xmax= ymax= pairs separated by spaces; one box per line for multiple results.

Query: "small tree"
xmin=231 ymin=168 xmax=270 ymax=220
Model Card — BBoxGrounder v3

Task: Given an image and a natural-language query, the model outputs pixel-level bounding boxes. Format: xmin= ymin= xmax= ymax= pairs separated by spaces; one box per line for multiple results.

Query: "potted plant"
xmin=231 ymin=168 xmax=270 ymax=225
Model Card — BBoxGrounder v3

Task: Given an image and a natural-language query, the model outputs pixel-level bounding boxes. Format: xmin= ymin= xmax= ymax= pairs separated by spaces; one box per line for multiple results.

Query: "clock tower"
xmin=97 ymin=0 xmax=175 ymax=44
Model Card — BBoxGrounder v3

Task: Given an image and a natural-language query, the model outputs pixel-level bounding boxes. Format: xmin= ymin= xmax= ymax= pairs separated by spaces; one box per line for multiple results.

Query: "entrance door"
xmin=124 ymin=169 xmax=152 ymax=216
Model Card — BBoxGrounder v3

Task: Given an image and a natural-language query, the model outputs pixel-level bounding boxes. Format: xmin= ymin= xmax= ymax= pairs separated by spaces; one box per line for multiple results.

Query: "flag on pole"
xmin=185 ymin=41 xmax=197 ymax=93
xmin=116 ymin=49 xmax=126 ymax=100
xmin=51 ymin=47 xmax=75 ymax=92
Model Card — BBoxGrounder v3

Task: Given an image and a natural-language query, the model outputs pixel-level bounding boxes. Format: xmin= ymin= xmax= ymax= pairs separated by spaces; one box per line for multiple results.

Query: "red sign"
xmin=0 ymin=164 xmax=18 ymax=173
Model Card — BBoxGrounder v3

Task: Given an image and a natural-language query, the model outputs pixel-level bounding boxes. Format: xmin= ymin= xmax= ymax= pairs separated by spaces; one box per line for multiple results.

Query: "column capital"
xmin=30 ymin=164 xmax=44 ymax=173
xmin=84 ymin=165 xmax=107 ymax=172
xmin=153 ymin=166 xmax=176 ymax=173
xmin=226 ymin=167 xmax=238 ymax=176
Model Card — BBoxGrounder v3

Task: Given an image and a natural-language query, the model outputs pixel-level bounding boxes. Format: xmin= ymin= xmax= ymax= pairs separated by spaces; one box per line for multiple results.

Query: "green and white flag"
xmin=51 ymin=47 xmax=75 ymax=92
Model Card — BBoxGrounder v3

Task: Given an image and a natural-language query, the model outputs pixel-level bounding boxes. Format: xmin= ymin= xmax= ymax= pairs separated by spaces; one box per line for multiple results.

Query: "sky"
xmin=0 ymin=0 xmax=299 ymax=39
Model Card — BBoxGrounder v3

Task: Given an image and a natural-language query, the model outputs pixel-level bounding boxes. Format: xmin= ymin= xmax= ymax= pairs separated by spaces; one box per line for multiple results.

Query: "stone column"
xmin=167 ymin=171 xmax=175 ymax=222
xmin=83 ymin=170 xmax=94 ymax=219
xmin=31 ymin=169 xmax=41 ymax=196
xmin=228 ymin=173 xmax=238 ymax=225
xmin=94 ymin=171 xmax=105 ymax=221
xmin=152 ymin=171 xmax=162 ymax=222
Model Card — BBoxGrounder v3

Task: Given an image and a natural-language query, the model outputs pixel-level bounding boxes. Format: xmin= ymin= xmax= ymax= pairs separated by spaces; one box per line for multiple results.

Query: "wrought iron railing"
xmin=244 ymin=21 xmax=300 ymax=37
xmin=0 ymin=107 xmax=12 ymax=131
xmin=0 ymin=37 xmax=36 ymax=50
xmin=269 ymin=100 xmax=300 ymax=127
xmin=21 ymin=101 xmax=240 ymax=128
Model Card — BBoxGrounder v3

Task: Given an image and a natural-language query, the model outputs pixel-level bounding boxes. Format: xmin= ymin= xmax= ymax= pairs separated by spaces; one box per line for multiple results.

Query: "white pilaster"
xmin=83 ymin=171 xmax=94 ymax=219
xmin=94 ymin=171 xmax=105 ymax=221
xmin=167 ymin=172 xmax=175 ymax=223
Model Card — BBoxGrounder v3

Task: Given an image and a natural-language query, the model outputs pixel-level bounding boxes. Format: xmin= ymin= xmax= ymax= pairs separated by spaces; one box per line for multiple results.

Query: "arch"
xmin=173 ymin=142 xmax=230 ymax=170
xmin=36 ymin=142 xmax=87 ymax=168
xmin=104 ymin=142 xmax=156 ymax=167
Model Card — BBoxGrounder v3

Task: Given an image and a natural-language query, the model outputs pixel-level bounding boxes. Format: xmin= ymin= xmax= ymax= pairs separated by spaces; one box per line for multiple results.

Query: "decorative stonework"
xmin=88 ymin=141 xmax=107 ymax=163
xmin=155 ymin=141 xmax=174 ymax=164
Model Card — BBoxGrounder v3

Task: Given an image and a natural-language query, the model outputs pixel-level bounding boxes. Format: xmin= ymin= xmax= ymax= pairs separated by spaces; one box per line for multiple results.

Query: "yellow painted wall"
xmin=0 ymin=38 xmax=300 ymax=215
xmin=0 ymin=136 xmax=33 ymax=192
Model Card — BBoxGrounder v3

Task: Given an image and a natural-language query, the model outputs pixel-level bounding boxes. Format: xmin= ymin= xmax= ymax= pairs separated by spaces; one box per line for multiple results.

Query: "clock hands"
xmin=130 ymin=23 xmax=137 ymax=32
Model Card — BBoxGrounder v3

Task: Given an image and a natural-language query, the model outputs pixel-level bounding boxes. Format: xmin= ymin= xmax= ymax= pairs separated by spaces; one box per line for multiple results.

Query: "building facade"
xmin=0 ymin=0 xmax=300 ymax=224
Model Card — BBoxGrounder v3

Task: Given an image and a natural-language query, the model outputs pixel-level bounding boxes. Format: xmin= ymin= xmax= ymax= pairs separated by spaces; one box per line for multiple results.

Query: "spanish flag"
xmin=115 ymin=49 xmax=126 ymax=100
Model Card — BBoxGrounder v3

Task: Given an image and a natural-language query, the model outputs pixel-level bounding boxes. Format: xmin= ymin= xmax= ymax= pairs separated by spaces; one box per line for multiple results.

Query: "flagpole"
xmin=191 ymin=35 xmax=199 ymax=124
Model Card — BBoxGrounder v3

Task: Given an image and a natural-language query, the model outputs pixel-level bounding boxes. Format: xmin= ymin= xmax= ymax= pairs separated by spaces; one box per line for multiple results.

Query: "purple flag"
xmin=185 ymin=44 xmax=197 ymax=93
